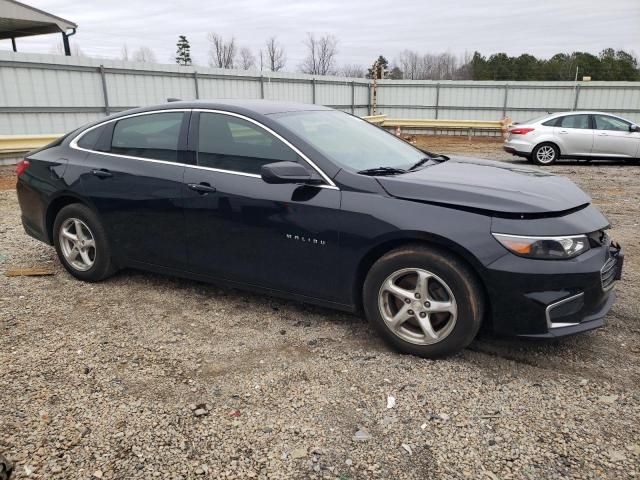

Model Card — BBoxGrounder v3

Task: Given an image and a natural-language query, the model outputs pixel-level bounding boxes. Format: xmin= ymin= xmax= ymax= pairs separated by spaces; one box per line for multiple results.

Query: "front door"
xmin=183 ymin=111 xmax=344 ymax=303
xmin=554 ymin=114 xmax=594 ymax=156
xmin=592 ymin=114 xmax=640 ymax=158
xmin=78 ymin=111 xmax=188 ymax=268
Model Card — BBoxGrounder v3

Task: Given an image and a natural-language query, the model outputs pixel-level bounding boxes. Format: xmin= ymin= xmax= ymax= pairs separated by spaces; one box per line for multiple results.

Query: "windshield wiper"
xmin=357 ymin=166 xmax=407 ymax=176
xmin=408 ymin=156 xmax=433 ymax=171
xmin=408 ymin=152 xmax=450 ymax=171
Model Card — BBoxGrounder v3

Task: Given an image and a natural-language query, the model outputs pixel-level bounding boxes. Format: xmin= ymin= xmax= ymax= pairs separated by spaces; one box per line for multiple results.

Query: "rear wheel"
xmin=532 ymin=143 xmax=559 ymax=165
xmin=53 ymin=204 xmax=116 ymax=282
xmin=363 ymin=245 xmax=484 ymax=358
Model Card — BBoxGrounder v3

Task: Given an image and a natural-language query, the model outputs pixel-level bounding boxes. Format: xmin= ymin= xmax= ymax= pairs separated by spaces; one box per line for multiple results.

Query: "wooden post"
xmin=351 ymin=81 xmax=355 ymax=114
xmin=372 ymin=60 xmax=379 ymax=115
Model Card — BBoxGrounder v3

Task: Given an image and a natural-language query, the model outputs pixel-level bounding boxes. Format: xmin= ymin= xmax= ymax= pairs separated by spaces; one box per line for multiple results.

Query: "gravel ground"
xmin=1 ymin=138 xmax=639 ymax=479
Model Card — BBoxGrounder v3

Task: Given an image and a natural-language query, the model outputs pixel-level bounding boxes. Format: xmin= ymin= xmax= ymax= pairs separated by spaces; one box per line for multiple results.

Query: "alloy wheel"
xmin=536 ymin=145 xmax=556 ymax=164
xmin=378 ymin=268 xmax=458 ymax=345
xmin=58 ymin=218 xmax=96 ymax=272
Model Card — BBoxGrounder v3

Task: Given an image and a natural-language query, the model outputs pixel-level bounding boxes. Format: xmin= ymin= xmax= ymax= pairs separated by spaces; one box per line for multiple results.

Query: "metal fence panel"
xmin=106 ymin=72 xmax=196 ymax=107
xmin=1 ymin=51 xmax=639 ymax=135
xmin=198 ymin=76 xmax=260 ymax=100
xmin=0 ymin=111 xmax=103 ymax=135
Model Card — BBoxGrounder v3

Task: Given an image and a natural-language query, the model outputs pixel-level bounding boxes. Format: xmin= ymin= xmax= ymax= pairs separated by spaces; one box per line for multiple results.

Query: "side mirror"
xmin=630 ymin=124 xmax=639 ymax=133
xmin=261 ymin=161 xmax=319 ymax=185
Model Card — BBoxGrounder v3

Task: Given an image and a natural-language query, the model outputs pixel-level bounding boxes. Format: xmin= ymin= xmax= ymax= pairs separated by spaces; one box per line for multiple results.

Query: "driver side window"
xmin=197 ymin=113 xmax=301 ymax=175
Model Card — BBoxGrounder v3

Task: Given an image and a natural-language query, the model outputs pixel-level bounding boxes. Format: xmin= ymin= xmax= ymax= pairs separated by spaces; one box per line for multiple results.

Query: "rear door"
xmin=183 ymin=111 xmax=343 ymax=302
xmin=553 ymin=114 xmax=594 ymax=156
xmin=592 ymin=114 xmax=640 ymax=158
xmin=75 ymin=110 xmax=189 ymax=268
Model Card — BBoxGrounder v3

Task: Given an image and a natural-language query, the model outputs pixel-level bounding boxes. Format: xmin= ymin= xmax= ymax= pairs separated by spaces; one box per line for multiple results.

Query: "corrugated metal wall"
xmin=376 ymin=81 xmax=640 ymax=123
xmin=1 ymin=51 xmax=639 ymax=135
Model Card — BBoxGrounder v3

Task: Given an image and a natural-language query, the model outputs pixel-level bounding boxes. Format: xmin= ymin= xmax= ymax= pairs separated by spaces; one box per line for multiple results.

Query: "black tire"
xmin=532 ymin=143 xmax=559 ymax=165
xmin=363 ymin=245 xmax=484 ymax=358
xmin=53 ymin=203 xmax=117 ymax=282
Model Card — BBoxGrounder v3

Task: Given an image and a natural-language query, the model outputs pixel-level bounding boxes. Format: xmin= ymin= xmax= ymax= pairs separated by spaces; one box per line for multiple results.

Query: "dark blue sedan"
xmin=16 ymin=100 xmax=623 ymax=357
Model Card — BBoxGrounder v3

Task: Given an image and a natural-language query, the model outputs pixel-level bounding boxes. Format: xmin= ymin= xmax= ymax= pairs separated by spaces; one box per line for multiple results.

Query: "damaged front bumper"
xmin=485 ymin=241 xmax=624 ymax=338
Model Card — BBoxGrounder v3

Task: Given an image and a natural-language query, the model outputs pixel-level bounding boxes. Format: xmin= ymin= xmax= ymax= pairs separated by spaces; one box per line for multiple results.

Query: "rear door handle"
xmin=188 ymin=182 xmax=216 ymax=194
xmin=91 ymin=169 xmax=112 ymax=178
xmin=559 ymin=130 xmax=569 ymax=134
xmin=598 ymin=132 xmax=608 ymax=136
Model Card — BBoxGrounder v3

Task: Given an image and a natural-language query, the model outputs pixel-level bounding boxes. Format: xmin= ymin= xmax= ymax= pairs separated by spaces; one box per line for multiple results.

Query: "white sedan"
xmin=503 ymin=111 xmax=640 ymax=165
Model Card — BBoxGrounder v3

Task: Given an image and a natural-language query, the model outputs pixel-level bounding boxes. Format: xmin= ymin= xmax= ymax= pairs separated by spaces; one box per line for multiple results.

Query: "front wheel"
xmin=363 ymin=245 xmax=484 ymax=358
xmin=532 ymin=143 xmax=559 ymax=165
xmin=53 ymin=203 xmax=117 ymax=282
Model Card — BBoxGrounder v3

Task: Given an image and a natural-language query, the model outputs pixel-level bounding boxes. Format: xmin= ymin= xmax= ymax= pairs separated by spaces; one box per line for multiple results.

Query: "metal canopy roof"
xmin=0 ymin=0 xmax=76 ymax=40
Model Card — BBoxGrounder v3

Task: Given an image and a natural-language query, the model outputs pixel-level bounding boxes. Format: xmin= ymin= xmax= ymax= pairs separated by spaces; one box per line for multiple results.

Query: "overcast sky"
xmin=3 ymin=0 xmax=639 ymax=69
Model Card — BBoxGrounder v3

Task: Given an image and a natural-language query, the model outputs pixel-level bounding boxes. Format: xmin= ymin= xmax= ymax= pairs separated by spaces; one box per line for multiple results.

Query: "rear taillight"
xmin=16 ymin=159 xmax=30 ymax=176
xmin=510 ymin=128 xmax=535 ymax=135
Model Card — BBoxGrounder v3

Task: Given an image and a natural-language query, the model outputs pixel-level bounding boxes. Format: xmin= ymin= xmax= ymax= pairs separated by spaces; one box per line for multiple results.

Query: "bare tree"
xmin=132 ymin=46 xmax=157 ymax=63
xmin=454 ymin=51 xmax=473 ymax=80
xmin=300 ymin=33 xmax=338 ymax=75
xmin=397 ymin=50 xmax=422 ymax=79
xmin=340 ymin=64 xmax=366 ymax=78
xmin=265 ymin=36 xmax=286 ymax=71
xmin=121 ymin=44 xmax=130 ymax=61
xmin=207 ymin=32 xmax=236 ymax=69
xmin=396 ymin=50 xmax=469 ymax=80
xmin=239 ymin=47 xmax=256 ymax=70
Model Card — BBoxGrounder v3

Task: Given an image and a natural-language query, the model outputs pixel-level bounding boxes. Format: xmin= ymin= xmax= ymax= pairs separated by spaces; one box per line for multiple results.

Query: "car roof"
xmin=138 ymin=99 xmax=333 ymax=116
xmin=525 ymin=111 xmax=633 ymax=124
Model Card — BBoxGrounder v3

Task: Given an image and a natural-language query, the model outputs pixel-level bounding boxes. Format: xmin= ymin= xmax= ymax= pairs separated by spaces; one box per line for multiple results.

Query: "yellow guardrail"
xmin=0 ymin=134 xmax=62 ymax=154
xmin=361 ymin=114 xmax=387 ymax=125
xmin=363 ymin=115 xmax=510 ymax=131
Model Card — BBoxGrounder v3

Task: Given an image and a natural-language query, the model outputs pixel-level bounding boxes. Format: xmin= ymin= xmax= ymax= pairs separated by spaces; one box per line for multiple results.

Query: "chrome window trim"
xmin=545 ymin=292 xmax=584 ymax=329
xmin=69 ymin=108 xmax=339 ymax=190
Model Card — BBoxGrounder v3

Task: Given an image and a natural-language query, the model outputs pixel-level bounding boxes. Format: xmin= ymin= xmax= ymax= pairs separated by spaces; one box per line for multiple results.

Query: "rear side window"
xmin=111 ymin=112 xmax=184 ymax=162
xmin=77 ymin=125 xmax=107 ymax=150
xmin=542 ymin=117 xmax=561 ymax=127
xmin=197 ymin=113 xmax=300 ymax=175
xmin=557 ymin=115 xmax=590 ymax=129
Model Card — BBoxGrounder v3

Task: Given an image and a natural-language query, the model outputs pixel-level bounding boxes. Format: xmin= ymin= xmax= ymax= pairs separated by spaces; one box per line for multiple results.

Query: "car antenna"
xmin=167 ymin=97 xmax=182 ymax=102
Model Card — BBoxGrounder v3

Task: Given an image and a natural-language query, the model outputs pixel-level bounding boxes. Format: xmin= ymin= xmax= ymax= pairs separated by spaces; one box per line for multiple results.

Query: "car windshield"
xmin=272 ymin=110 xmax=426 ymax=172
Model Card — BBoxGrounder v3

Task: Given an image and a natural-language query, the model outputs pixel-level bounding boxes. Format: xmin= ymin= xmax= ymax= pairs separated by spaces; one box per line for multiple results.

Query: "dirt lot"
xmin=1 ymin=138 xmax=639 ymax=479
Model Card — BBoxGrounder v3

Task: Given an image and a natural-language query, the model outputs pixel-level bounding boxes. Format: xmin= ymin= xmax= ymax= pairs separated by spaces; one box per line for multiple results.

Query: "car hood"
xmin=376 ymin=156 xmax=591 ymax=214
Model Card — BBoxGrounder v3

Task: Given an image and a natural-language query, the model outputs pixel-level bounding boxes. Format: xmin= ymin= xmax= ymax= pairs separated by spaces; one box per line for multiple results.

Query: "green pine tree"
xmin=175 ymin=35 xmax=192 ymax=66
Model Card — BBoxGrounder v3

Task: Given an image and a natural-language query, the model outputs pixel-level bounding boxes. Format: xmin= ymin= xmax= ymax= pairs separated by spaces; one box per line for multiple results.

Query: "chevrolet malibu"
xmin=16 ymin=101 xmax=624 ymax=358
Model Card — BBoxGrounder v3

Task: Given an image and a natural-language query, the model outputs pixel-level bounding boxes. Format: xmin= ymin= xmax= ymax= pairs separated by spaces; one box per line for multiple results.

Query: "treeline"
xmin=383 ymin=49 xmax=639 ymax=81
xmin=469 ymin=49 xmax=639 ymax=81
xmin=54 ymin=33 xmax=640 ymax=82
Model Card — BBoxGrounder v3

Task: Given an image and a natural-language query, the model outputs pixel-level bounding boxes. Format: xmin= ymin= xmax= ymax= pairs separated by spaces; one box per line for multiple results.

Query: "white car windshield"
xmin=273 ymin=110 xmax=427 ymax=172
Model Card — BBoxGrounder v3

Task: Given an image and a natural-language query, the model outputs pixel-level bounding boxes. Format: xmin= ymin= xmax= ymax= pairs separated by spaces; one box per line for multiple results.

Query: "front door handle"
xmin=559 ymin=130 xmax=569 ymax=134
xmin=188 ymin=182 xmax=217 ymax=194
xmin=91 ymin=169 xmax=112 ymax=178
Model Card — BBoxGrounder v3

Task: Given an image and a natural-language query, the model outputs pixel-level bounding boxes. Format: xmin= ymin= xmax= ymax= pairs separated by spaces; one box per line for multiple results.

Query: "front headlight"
xmin=492 ymin=233 xmax=590 ymax=259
